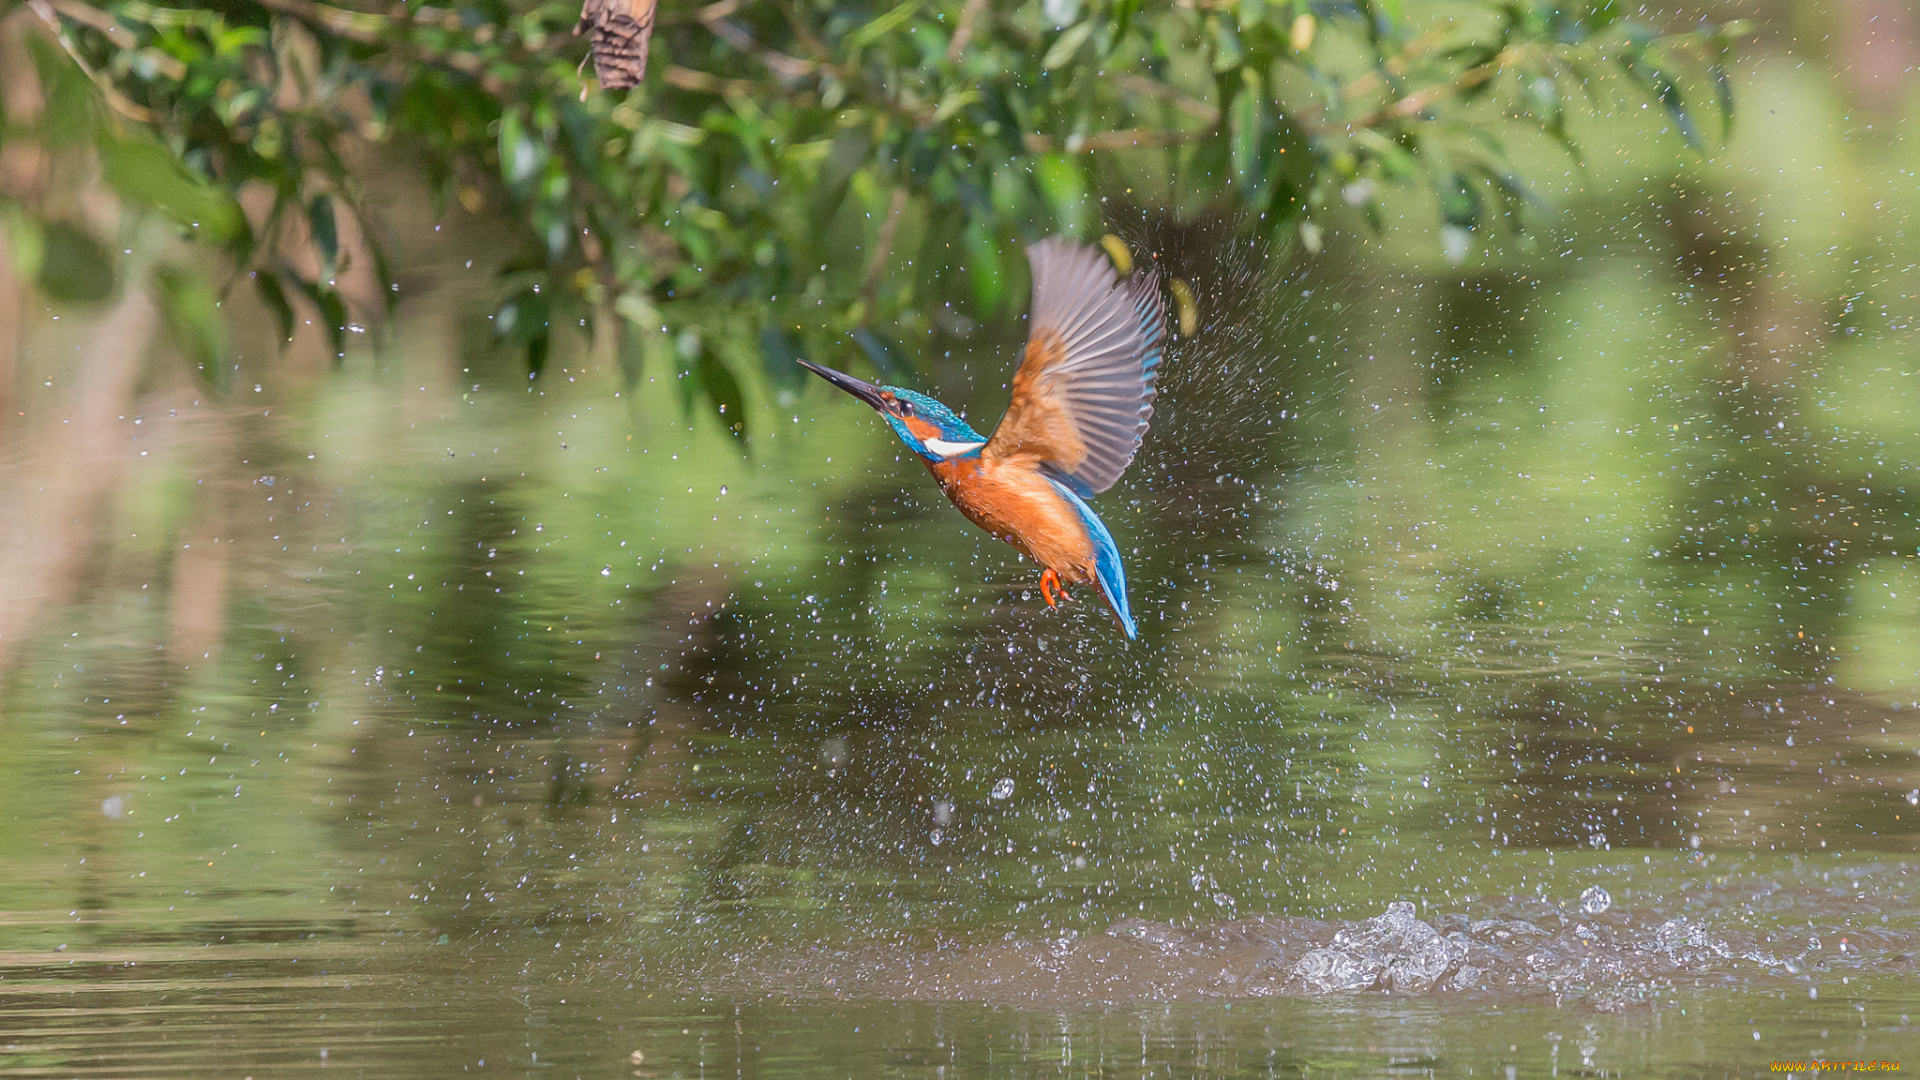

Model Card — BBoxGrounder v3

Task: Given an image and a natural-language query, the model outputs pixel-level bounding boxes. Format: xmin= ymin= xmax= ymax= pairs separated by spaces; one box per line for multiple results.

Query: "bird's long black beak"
xmin=798 ymin=359 xmax=888 ymax=412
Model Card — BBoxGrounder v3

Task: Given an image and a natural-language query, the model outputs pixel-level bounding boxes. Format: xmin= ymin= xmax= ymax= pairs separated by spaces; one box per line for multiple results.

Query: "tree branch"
xmin=1351 ymin=45 xmax=1520 ymax=128
xmin=26 ymin=0 xmax=154 ymax=121
xmin=945 ymin=0 xmax=986 ymax=62
xmin=662 ymin=64 xmax=757 ymax=94
xmin=698 ymin=10 xmax=818 ymax=80
xmin=249 ymin=0 xmax=509 ymax=94
xmin=1111 ymin=72 xmax=1219 ymax=124
xmin=1339 ymin=22 xmax=1456 ymax=102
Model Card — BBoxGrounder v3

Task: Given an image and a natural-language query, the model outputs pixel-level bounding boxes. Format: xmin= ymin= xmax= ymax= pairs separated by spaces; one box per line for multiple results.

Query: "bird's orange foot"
xmin=1040 ymin=568 xmax=1072 ymax=608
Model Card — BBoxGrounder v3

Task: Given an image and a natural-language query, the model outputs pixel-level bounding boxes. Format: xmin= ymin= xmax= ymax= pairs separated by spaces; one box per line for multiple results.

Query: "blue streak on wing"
xmin=1044 ymin=476 xmax=1136 ymax=639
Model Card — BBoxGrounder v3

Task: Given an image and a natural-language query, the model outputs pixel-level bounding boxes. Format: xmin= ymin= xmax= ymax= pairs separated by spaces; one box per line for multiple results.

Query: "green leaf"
xmin=35 ymin=221 xmax=116 ymax=304
xmin=1355 ymin=130 xmax=1418 ymax=182
xmin=1707 ymin=34 xmax=1736 ymax=140
xmin=497 ymin=110 xmax=545 ymax=187
xmin=526 ymin=325 xmax=550 ymax=375
xmin=1209 ymin=17 xmax=1245 ymax=72
xmin=153 ymin=265 xmax=228 ymax=388
xmin=1474 ymin=164 xmax=1539 ymax=227
xmin=295 ymin=278 xmax=350 ymax=363
xmin=700 ymin=351 xmax=748 ymax=443
xmin=1627 ymin=61 xmax=1701 ymax=150
xmin=98 ymin=136 xmax=247 ymax=242
xmin=673 ymin=331 xmax=702 ymax=417
xmin=496 ymin=288 xmax=548 ymax=340
xmin=1043 ymin=22 xmax=1094 ymax=70
xmin=255 ymin=271 xmax=296 ymax=347
xmin=614 ymin=291 xmax=662 ymax=330
xmin=1438 ymin=172 xmax=1481 ymax=228
xmin=308 ymin=194 xmax=339 ymax=278
xmin=845 ymin=0 xmax=921 ymax=50
xmin=1710 ymin=60 xmax=1734 ymax=139
xmin=1261 ymin=112 xmax=1316 ymax=223
xmin=25 ymin=36 xmax=99 ymax=147
xmin=494 ymin=287 xmax=552 ymax=375
xmin=368 ymin=235 xmax=399 ymax=315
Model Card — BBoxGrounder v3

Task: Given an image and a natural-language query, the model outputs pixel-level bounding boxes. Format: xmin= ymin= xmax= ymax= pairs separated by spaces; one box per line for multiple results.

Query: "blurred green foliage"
xmin=1 ymin=0 xmax=1738 ymax=434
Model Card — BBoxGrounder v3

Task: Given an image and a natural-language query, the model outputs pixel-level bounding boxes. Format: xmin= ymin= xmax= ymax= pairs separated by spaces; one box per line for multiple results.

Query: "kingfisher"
xmin=800 ymin=237 xmax=1167 ymax=638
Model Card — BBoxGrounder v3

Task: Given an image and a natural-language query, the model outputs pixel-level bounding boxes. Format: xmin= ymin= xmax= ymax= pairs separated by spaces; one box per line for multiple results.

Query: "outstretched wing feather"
xmin=986 ymin=238 xmax=1167 ymax=494
xmin=577 ymin=0 xmax=658 ymax=89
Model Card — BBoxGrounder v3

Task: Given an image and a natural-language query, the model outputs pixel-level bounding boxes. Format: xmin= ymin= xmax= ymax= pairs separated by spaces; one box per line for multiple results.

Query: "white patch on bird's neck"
xmin=923 ymin=438 xmax=985 ymax=459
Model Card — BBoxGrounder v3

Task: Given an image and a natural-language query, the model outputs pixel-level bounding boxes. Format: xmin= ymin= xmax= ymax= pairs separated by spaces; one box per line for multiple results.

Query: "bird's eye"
xmin=898 ymin=401 xmax=914 ymax=417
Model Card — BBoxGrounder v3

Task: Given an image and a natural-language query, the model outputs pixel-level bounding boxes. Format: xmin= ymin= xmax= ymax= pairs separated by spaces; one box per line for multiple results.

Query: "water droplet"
xmin=1579 ymin=886 xmax=1612 ymax=915
xmin=820 ymin=737 xmax=847 ymax=767
xmin=991 ymin=778 xmax=1015 ymax=801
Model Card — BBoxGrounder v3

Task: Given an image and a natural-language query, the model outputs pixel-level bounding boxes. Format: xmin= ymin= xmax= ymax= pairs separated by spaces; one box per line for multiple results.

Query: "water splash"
xmin=695 ymin=869 xmax=1918 ymax=1010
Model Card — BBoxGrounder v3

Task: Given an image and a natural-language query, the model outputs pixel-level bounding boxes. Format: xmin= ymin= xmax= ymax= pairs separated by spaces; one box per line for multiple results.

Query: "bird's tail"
xmin=1092 ymin=569 xmax=1137 ymax=640
xmin=1045 ymin=476 xmax=1137 ymax=640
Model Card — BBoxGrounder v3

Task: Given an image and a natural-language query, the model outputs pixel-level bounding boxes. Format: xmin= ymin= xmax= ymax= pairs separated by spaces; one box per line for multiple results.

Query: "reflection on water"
xmin=5 ymin=68 xmax=1920 ymax=1080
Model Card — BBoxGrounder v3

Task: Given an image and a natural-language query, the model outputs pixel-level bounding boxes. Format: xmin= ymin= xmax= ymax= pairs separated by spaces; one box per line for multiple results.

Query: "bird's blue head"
xmin=799 ymin=360 xmax=987 ymax=462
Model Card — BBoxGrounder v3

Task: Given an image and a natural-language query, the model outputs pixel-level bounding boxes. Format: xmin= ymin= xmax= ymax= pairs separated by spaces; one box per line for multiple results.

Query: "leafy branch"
xmin=0 ymin=0 xmax=1742 ymax=443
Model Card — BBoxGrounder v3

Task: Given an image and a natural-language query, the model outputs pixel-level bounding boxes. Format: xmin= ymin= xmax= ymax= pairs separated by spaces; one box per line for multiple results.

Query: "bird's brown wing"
xmin=577 ymin=0 xmax=659 ymax=89
xmin=984 ymin=238 xmax=1167 ymax=495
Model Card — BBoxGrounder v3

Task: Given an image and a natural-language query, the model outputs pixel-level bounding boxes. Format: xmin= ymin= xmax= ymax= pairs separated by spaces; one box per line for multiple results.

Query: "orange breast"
xmin=924 ymin=457 xmax=1099 ymax=584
